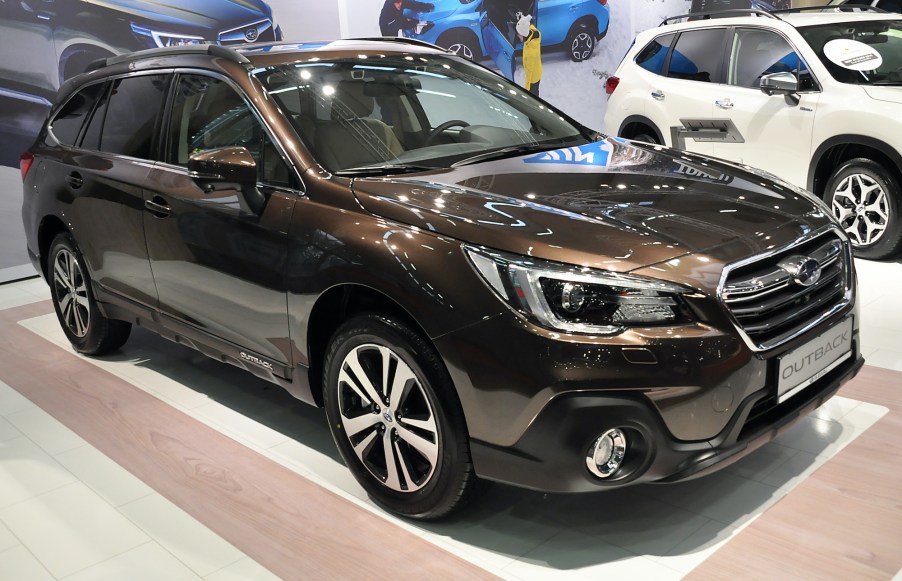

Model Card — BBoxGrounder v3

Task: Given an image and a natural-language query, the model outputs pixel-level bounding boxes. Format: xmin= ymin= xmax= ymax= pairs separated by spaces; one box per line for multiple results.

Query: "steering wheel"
xmin=424 ymin=120 xmax=470 ymax=146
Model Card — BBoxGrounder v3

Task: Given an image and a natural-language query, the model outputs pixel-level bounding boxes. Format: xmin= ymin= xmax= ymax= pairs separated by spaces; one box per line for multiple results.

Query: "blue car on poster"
xmin=404 ymin=0 xmax=610 ymax=65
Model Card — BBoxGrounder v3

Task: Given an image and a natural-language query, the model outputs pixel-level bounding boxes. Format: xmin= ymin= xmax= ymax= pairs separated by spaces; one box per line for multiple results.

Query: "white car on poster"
xmin=603 ymin=8 xmax=902 ymax=259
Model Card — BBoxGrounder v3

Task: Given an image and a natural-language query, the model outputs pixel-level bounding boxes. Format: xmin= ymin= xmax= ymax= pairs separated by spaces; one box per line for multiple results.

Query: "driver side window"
xmin=728 ymin=29 xmax=815 ymax=91
xmin=167 ymin=74 xmax=293 ymax=188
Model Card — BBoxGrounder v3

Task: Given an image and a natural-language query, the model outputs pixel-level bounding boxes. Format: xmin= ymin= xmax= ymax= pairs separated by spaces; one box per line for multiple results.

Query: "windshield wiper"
xmin=450 ymin=143 xmax=567 ymax=167
xmin=334 ymin=163 xmax=438 ymax=177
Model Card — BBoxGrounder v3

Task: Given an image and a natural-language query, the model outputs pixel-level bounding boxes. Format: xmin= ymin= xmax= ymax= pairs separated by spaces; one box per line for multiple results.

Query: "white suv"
xmin=603 ymin=8 xmax=902 ymax=259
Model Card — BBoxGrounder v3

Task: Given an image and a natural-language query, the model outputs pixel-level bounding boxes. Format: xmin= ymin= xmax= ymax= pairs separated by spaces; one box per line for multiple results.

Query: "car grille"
xmin=219 ymin=20 xmax=275 ymax=46
xmin=720 ymin=230 xmax=851 ymax=351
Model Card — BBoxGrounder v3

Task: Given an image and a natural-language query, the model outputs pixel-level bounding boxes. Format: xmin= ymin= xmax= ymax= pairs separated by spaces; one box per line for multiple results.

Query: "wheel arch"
xmin=37 ymin=215 xmax=71 ymax=279
xmin=617 ymin=115 xmax=664 ymax=145
xmin=58 ymin=43 xmax=116 ymax=85
xmin=435 ymin=27 xmax=483 ymax=59
xmin=569 ymin=15 xmax=599 ymax=37
xmin=306 ymin=283 xmax=434 ymax=407
xmin=809 ymin=135 xmax=902 ymax=199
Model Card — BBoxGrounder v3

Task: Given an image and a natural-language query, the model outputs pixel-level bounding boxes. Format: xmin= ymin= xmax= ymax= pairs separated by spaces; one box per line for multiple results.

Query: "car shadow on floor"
xmin=92 ymin=324 xmax=863 ymax=574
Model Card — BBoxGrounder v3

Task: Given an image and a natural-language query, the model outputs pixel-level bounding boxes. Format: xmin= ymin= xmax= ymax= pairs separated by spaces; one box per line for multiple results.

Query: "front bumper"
xmin=435 ymin=294 xmax=860 ymax=493
xmin=468 ymin=350 xmax=862 ymax=492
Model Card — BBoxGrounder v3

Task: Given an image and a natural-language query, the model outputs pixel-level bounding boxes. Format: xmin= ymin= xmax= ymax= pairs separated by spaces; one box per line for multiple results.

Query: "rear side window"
xmin=667 ymin=29 xmax=726 ymax=83
xmin=636 ymin=33 xmax=676 ymax=75
xmin=49 ymin=83 xmax=106 ymax=146
xmin=99 ymin=75 xmax=170 ymax=159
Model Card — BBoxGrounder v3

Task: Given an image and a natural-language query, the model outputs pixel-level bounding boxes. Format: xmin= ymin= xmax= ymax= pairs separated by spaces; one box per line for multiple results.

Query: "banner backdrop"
xmin=271 ymin=0 xmax=694 ymax=131
xmin=0 ymin=0 xmax=703 ymax=169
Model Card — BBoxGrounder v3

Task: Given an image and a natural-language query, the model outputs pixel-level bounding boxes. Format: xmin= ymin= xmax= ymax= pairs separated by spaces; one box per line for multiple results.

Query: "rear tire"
xmin=825 ymin=158 xmax=902 ymax=260
xmin=323 ymin=313 xmax=477 ymax=520
xmin=437 ymin=30 xmax=481 ymax=60
xmin=631 ymin=132 xmax=659 ymax=145
xmin=48 ymin=232 xmax=131 ymax=355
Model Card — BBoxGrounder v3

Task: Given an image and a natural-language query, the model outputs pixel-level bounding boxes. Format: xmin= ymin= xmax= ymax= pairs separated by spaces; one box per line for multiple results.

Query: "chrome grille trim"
xmin=219 ymin=19 xmax=273 ymax=45
xmin=718 ymin=227 xmax=853 ymax=352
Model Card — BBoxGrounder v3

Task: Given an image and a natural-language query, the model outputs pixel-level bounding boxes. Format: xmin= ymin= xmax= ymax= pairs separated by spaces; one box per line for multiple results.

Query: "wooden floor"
xmin=1 ymin=299 xmax=901 ymax=579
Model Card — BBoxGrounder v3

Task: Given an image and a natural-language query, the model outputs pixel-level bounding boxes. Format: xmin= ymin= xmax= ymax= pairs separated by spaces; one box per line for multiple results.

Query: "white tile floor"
xmin=0 ymin=258 xmax=899 ymax=580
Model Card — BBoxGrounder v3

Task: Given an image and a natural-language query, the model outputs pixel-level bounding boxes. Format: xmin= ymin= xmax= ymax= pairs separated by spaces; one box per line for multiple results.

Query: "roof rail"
xmin=85 ymin=44 xmax=251 ymax=74
xmin=350 ymin=36 xmax=449 ymax=52
xmin=771 ymin=4 xmax=888 ymax=15
xmin=661 ymin=9 xmax=779 ymax=26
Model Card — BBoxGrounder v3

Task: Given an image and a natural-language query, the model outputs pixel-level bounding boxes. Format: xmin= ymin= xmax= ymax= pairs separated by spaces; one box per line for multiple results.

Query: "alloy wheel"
xmin=571 ymin=32 xmax=594 ymax=61
xmin=831 ymin=173 xmax=889 ymax=247
xmin=337 ymin=343 xmax=439 ymax=492
xmin=53 ymin=248 xmax=90 ymax=338
xmin=448 ymin=43 xmax=474 ymax=60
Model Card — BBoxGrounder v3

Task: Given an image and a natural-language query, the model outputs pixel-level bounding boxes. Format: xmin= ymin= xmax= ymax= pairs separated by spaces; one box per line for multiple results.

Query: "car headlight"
xmin=131 ymin=23 xmax=206 ymax=48
xmin=465 ymin=245 xmax=694 ymax=335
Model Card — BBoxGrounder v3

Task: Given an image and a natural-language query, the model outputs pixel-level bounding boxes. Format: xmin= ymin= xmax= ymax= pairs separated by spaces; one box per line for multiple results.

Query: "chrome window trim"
xmin=717 ymin=224 xmax=853 ymax=353
xmin=724 ymin=25 xmax=824 ymax=93
xmin=169 ymin=67 xmax=307 ymax=195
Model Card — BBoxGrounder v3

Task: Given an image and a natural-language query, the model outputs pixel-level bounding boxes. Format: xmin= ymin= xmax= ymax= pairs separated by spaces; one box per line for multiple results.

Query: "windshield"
xmin=799 ymin=19 xmax=902 ymax=85
xmin=253 ymin=54 xmax=589 ymax=173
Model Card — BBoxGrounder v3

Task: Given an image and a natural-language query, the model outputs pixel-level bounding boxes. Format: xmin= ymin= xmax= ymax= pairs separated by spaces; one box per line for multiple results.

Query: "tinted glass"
xmin=729 ymin=29 xmax=814 ymax=90
xmin=879 ymin=0 xmax=902 ymax=12
xmin=100 ymin=74 xmax=169 ymax=159
xmin=49 ymin=82 xmax=106 ymax=146
xmin=636 ymin=34 xmax=676 ymax=75
xmin=81 ymin=83 xmax=110 ymax=151
xmin=667 ymin=29 xmax=726 ymax=82
xmin=257 ymin=55 xmax=589 ymax=173
xmin=799 ymin=20 xmax=902 ymax=85
xmin=168 ymin=74 xmax=291 ymax=187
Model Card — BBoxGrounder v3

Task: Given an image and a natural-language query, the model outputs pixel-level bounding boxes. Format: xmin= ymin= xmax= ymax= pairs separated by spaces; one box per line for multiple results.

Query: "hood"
xmin=83 ymin=0 xmax=272 ymax=32
xmin=863 ymin=86 xmax=902 ymax=105
xmin=351 ymin=139 xmax=834 ymax=272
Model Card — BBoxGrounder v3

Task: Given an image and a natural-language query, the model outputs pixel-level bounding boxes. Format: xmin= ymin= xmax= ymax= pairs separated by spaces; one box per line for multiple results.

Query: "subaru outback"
xmin=22 ymin=39 xmax=863 ymax=519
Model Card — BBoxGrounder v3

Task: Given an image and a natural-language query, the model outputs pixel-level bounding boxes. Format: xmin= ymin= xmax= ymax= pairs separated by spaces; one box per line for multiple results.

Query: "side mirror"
xmin=759 ymin=72 xmax=799 ymax=96
xmin=188 ymin=146 xmax=257 ymax=185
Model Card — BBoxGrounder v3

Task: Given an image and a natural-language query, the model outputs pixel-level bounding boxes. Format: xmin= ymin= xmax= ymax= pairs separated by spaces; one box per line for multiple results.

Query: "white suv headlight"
xmin=465 ymin=246 xmax=695 ymax=334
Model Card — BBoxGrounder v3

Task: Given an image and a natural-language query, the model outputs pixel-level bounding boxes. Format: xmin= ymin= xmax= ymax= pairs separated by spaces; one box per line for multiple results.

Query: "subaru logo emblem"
xmin=244 ymin=27 xmax=259 ymax=41
xmin=778 ymin=255 xmax=822 ymax=287
xmin=382 ymin=409 xmax=393 ymax=423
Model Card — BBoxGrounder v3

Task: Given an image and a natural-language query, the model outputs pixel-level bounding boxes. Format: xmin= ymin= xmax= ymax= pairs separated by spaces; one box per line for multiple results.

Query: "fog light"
xmin=586 ymin=428 xmax=626 ymax=478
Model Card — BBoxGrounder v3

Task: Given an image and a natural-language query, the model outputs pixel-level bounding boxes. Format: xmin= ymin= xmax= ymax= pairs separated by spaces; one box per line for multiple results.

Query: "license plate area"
xmin=777 ymin=317 xmax=853 ymax=404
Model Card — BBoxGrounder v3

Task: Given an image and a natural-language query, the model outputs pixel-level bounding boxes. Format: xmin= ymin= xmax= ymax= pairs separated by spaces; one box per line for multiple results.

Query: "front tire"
xmin=323 ymin=314 xmax=476 ymax=519
xmin=566 ymin=22 xmax=596 ymax=62
xmin=48 ymin=232 xmax=131 ymax=355
xmin=825 ymin=158 xmax=902 ymax=259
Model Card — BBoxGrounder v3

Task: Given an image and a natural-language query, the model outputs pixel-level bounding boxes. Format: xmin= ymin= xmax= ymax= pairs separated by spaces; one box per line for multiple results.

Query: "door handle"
xmin=65 ymin=172 xmax=83 ymax=189
xmin=144 ymin=196 xmax=171 ymax=218
xmin=651 ymin=90 xmax=665 ymax=101
xmin=715 ymin=98 xmax=734 ymax=109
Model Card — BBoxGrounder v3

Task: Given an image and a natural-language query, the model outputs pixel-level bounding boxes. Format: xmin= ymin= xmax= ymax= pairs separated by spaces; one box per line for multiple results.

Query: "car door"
xmin=479 ymin=1 xmax=537 ymax=80
xmin=142 ymin=72 xmax=296 ymax=370
xmin=41 ymin=74 xmax=167 ymax=308
xmin=711 ymin=27 xmax=819 ymax=186
xmin=650 ymin=27 xmax=729 ymax=156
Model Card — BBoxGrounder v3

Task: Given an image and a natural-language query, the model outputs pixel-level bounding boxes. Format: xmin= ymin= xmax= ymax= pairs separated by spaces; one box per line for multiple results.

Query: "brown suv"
xmin=21 ymin=40 xmax=863 ymax=520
